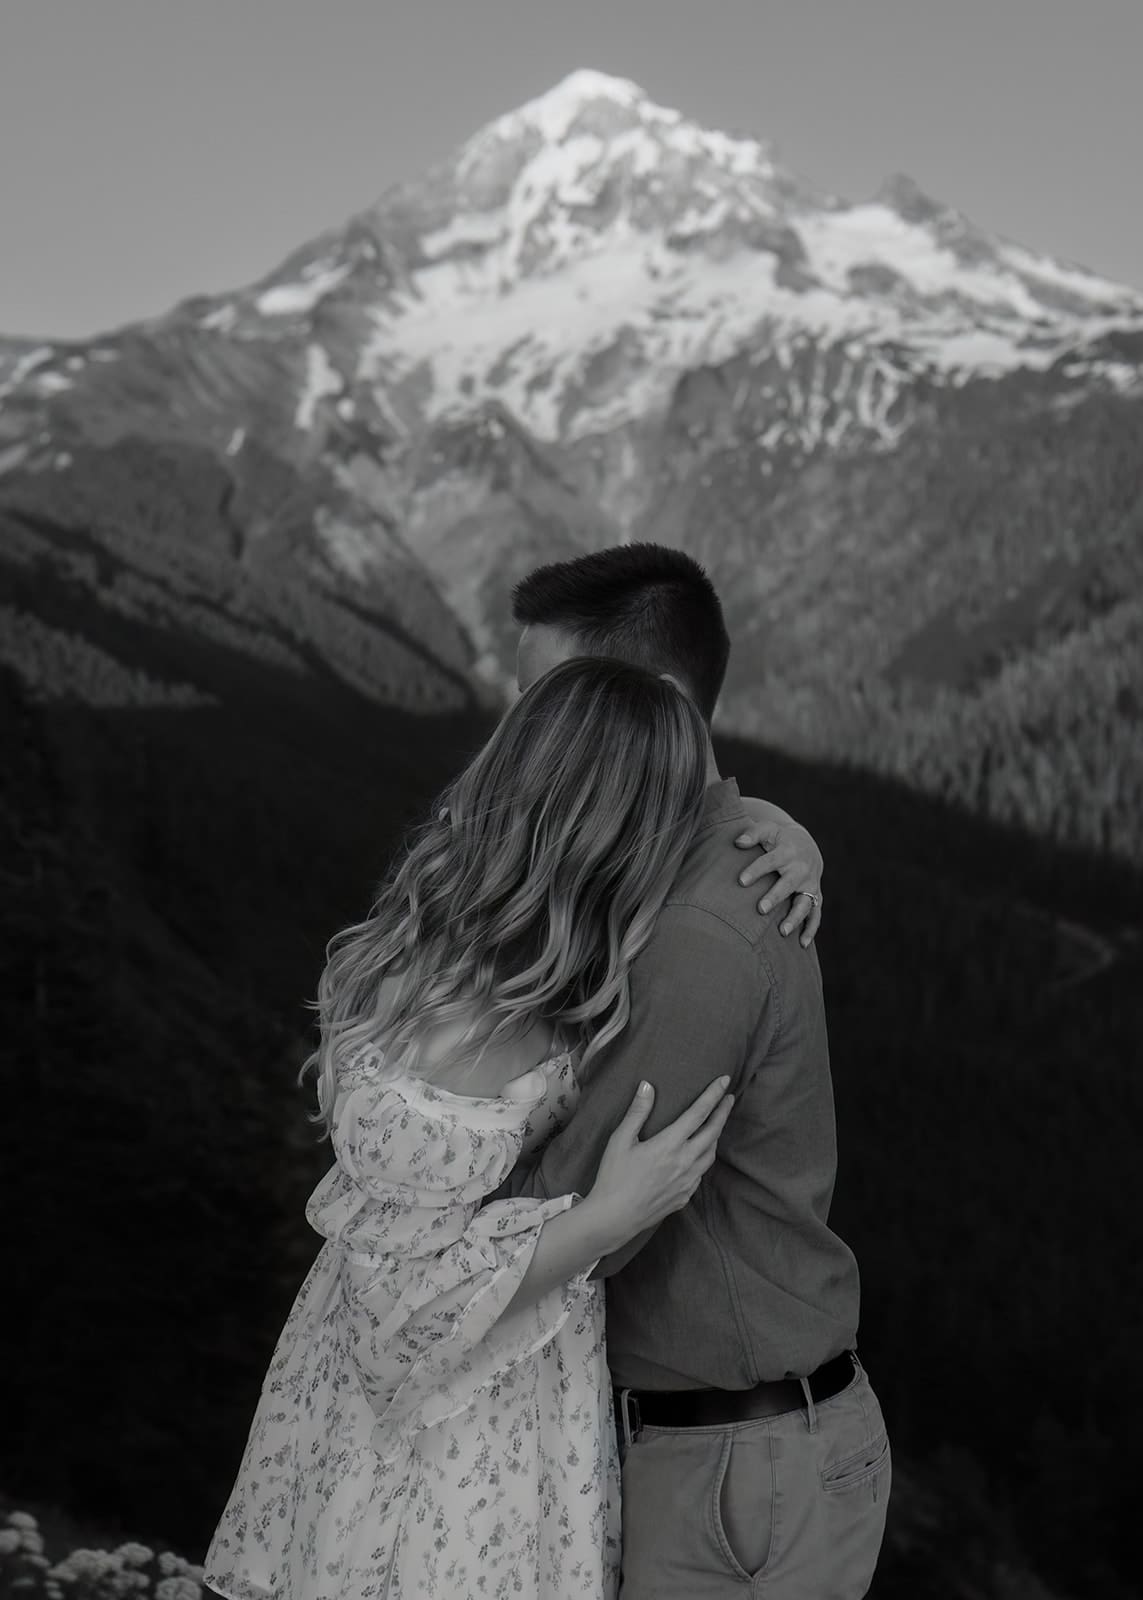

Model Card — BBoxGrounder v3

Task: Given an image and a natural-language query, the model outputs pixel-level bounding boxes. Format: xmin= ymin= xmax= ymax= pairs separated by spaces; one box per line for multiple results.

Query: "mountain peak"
xmin=465 ymin=67 xmax=781 ymax=177
xmin=521 ymin=69 xmax=648 ymax=124
xmin=489 ymin=69 xmax=671 ymax=142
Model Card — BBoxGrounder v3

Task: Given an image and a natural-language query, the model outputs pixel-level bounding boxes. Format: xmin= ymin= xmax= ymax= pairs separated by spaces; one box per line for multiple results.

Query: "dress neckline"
xmin=337 ymin=1037 xmax=576 ymax=1127
xmin=400 ymin=1046 xmax=574 ymax=1109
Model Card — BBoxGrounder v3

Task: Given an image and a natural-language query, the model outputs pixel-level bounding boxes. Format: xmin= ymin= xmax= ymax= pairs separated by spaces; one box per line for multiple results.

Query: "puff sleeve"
xmin=312 ymin=1060 xmax=601 ymax=1463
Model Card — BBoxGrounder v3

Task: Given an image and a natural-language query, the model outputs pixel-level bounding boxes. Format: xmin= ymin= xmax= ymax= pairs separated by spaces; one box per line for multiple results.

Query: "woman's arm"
xmin=503 ymin=1195 xmax=618 ymax=1309
xmin=736 ymin=795 xmax=824 ymax=945
xmin=503 ymin=1075 xmax=734 ymax=1310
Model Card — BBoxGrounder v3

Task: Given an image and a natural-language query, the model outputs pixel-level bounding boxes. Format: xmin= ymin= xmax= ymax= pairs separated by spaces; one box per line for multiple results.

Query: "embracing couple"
xmin=203 ymin=544 xmax=891 ymax=1600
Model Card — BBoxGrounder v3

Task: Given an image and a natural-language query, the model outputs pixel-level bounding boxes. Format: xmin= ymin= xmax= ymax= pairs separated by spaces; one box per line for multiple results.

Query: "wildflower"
xmin=7 ymin=1513 xmax=38 ymax=1531
xmin=155 ymin=1577 xmax=203 ymax=1600
xmin=47 ymin=1548 xmax=117 ymax=1581
xmin=156 ymin=1553 xmax=202 ymax=1580
xmin=114 ymin=1543 xmax=154 ymax=1568
xmin=0 ymin=1530 xmax=22 ymax=1554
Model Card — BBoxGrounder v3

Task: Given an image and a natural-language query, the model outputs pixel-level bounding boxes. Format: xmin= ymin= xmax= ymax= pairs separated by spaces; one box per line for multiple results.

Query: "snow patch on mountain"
xmin=256 ymin=260 xmax=352 ymax=317
xmin=421 ymin=211 xmax=506 ymax=258
xmin=800 ymin=205 xmax=1029 ymax=314
xmin=365 ymin=221 xmax=1135 ymax=443
xmin=200 ymin=304 xmax=238 ymax=332
xmin=314 ymin=508 xmax=388 ymax=583
xmin=295 ymin=344 xmax=342 ymax=429
xmin=995 ymin=241 xmax=1134 ymax=306
xmin=0 ymin=346 xmax=54 ymax=405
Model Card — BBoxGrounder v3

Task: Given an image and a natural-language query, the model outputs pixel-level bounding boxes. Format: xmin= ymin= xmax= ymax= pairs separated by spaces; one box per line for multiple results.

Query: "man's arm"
xmin=493 ymin=903 xmax=763 ymax=1277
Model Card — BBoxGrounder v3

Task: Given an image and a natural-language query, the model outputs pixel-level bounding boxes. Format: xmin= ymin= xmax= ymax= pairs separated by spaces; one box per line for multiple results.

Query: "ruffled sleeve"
xmin=322 ymin=1052 xmax=601 ymax=1463
xmin=344 ymin=1188 xmax=597 ymax=1465
xmin=304 ymin=1048 xmax=523 ymax=1253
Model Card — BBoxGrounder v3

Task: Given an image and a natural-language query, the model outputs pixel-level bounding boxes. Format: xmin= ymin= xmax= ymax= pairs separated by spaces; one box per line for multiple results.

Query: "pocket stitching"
xmin=820 ymin=1430 xmax=890 ymax=1494
xmin=709 ymin=1434 xmax=753 ymax=1581
xmin=709 ymin=1430 xmax=775 ymax=1581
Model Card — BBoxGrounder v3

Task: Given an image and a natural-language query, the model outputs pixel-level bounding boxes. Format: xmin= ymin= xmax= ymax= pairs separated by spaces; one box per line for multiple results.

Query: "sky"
xmin=2 ymin=0 xmax=1141 ymax=340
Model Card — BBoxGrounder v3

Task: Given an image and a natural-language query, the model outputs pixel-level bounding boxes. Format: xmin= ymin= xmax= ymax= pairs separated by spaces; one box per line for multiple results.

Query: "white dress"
xmin=202 ymin=1044 xmax=620 ymax=1600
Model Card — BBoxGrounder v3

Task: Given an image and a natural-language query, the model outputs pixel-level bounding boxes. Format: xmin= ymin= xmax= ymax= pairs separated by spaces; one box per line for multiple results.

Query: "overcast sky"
xmin=2 ymin=0 xmax=1141 ymax=339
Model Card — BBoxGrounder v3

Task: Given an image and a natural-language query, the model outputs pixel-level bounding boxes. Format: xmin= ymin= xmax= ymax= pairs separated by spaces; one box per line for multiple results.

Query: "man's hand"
xmin=734 ymin=804 xmax=824 ymax=947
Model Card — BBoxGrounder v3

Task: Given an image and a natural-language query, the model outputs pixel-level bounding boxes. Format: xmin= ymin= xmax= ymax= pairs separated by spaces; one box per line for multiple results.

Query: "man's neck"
xmin=704 ymin=735 xmax=722 ymax=788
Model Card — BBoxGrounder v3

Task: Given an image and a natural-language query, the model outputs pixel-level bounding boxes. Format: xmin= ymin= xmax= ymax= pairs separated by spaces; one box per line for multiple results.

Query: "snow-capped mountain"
xmin=2 ymin=68 xmax=1142 ymax=862
xmin=157 ymin=68 xmax=1142 ymax=455
xmin=7 ymin=70 xmax=1140 ymax=520
xmin=359 ymin=70 xmax=1143 ymax=445
xmin=6 ymin=66 xmax=1143 ymax=481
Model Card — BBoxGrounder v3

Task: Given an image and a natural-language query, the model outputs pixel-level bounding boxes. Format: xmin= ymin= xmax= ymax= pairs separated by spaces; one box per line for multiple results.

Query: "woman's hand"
xmin=734 ymin=815 xmax=824 ymax=947
xmin=587 ymin=1077 xmax=735 ymax=1250
xmin=501 ymin=1079 xmax=735 ymax=1312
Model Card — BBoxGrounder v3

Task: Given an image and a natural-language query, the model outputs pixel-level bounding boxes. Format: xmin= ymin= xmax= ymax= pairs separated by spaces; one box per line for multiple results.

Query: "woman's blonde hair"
xmin=300 ymin=656 xmax=709 ymax=1135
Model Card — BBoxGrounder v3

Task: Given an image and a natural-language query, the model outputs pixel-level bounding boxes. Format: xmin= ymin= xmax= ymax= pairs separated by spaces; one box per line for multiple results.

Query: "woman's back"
xmin=376 ymin=972 xmax=562 ymax=1101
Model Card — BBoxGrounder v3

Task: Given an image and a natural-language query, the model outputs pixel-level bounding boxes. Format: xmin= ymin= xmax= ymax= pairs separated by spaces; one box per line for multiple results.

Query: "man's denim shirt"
xmin=498 ymin=778 xmax=861 ymax=1390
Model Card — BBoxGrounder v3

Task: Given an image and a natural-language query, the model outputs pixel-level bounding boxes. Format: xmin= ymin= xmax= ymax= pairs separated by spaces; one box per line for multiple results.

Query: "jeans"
xmin=617 ymin=1354 xmax=890 ymax=1598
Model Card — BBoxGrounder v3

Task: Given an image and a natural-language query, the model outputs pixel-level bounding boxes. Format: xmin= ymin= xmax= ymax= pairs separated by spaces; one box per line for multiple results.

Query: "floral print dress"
xmin=203 ymin=1045 xmax=620 ymax=1600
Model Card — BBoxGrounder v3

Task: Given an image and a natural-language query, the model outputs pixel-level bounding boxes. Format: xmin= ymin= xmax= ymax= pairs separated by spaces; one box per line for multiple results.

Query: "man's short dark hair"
xmin=512 ymin=543 xmax=730 ymax=722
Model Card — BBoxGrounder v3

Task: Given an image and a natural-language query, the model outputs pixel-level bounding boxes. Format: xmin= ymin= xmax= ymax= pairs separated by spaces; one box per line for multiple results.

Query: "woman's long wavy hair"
xmin=299 ymin=656 xmax=709 ymax=1136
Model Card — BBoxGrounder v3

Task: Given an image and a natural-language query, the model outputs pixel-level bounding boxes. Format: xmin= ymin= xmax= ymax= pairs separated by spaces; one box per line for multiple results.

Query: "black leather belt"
xmin=616 ymin=1350 xmax=857 ymax=1433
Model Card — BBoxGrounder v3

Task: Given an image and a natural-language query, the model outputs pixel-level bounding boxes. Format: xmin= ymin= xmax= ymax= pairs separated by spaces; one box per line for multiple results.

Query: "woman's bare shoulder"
xmin=375 ymin=974 xmax=560 ymax=1100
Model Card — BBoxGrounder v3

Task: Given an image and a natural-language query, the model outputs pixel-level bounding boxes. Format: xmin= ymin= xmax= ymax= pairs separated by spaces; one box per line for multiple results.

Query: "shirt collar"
xmin=698 ymin=777 xmax=742 ymax=832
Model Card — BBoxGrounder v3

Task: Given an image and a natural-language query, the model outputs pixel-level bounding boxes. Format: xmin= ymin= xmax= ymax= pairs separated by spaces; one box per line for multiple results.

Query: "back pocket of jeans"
xmin=820 ymin=1430 xmax=890 ymax=1494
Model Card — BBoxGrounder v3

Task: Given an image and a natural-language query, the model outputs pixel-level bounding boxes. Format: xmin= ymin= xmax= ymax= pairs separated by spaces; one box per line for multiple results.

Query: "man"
xmin=498 ymin=543 xmax=890 ymax=1598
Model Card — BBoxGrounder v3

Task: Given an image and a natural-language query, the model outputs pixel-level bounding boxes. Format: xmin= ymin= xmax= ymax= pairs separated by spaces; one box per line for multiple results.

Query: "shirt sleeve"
xmin=492 ymin=903 xmax=765 ymax=1277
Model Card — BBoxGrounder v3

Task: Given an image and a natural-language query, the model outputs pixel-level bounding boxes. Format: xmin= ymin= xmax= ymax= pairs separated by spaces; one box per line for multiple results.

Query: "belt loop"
xmin=799 ymin=1376 xmax=818 ymax=1434
xmin=618 ymin=1387 xmax=641 ymax=1450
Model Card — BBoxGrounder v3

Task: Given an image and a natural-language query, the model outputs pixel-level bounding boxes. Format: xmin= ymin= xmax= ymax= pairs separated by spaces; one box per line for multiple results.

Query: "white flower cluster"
xmin=0 ymin=1509 xmax=48 ymax=1586
xmin=0 ymin=1510 xmax=204 ymax=1600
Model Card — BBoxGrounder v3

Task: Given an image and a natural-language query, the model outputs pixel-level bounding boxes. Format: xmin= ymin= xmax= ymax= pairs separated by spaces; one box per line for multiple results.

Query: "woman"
xmin=203 ymin=657 xmax=737 ymax=1600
